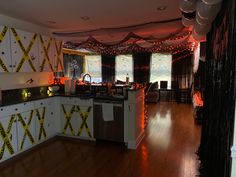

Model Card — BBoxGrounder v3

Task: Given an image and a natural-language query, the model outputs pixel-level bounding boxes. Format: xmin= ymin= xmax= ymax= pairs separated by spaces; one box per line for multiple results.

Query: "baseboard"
xmin=127 ymin=130 xmax=145 ymax=150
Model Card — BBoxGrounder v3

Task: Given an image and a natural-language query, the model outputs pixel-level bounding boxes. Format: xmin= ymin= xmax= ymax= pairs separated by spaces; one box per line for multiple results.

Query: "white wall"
xmin=0 ymin=14 xmax=51 ymax=35
xmin=231 ymin=101 xmax=236 ymax=177
xmin=0 ymin=72 xmax=53 ymax=90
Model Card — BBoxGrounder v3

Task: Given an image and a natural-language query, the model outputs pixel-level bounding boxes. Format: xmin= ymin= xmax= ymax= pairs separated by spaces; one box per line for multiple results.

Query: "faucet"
xmin=82 ymin=73 xmax=92 ymax=91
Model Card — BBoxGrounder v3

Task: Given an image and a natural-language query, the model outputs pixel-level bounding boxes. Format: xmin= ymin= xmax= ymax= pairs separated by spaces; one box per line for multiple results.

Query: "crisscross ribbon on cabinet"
xmin=35 ymin=108 xmax=47 ymax=141
xmin=0 ymin=116 xmax=15 ymax=159
xmin=61 ymin=104 xmax=92 ymax=138
xmin=54 ymin=39 xmax=63 ymax=71
xmin=62 ymin=105 xmax=76 ymax=136
xmin=75 ymin=106 xmax=92 ymax=138
xmin=11 ymin=28 xmax=37 ymax=72
xmin=0 ymin=26 xmax=10 ymax=72
xmin=39 ymin=35 xmax=54 ymax=72
xmin=17 ymin=111 xmax=35 ymax=150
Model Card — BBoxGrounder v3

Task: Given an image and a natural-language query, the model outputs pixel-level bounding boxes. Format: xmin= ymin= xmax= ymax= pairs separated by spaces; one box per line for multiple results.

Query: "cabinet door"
xmin=0 ymin=115 xmax=17 ymax=161
xmin=35 ymin=107 xmax=49 ymax=142
xmin=61 ymin=104 xmax=78 ymax=136
xmin=0 ymin=25 xmax=12 ymax=72
xmin=16 ymin=110 xmax=36 ymax=151
xmin=10 ymin=28 xmax=39 ymax=72
xmin=38 ymin=35 xmax=54 ymax=72
xmin=75 ymin=105 xmax=93 ymax=139
xmin=52 ymin=38 xmax=63 ymax=72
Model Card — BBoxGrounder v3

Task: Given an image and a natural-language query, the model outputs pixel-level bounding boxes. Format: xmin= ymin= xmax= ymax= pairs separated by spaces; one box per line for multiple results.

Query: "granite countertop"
xmin=0 ymin=92 xmax=126 ymax=107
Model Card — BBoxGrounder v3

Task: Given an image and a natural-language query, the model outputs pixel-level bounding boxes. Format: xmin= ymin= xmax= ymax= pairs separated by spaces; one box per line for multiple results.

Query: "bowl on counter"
xmin=48 ymin=85 xmax=60 ymax=93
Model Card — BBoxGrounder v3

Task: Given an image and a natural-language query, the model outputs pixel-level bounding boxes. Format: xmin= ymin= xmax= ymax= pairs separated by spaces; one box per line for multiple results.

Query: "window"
xmin=115 ymin=55 xmax=133 ymax=82
xmin=84 ymin=55 xmax=102 ymax=83
xmin=150 ymin=53 xmax=172 ymax=88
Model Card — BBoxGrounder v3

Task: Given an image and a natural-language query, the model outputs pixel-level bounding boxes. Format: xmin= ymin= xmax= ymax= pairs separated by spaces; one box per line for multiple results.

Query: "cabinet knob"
xmin=51 ymin=112 xmax=53 ymax=115
xmin=1 ymin=51 xmax=4 ymax=55
xmin=15 ymin=108 xmax=18 ymax=111
xmin=0 ymin=108 xmax=3 ymax=111
xmin=40 ymin=102 xmax=43 ymax=105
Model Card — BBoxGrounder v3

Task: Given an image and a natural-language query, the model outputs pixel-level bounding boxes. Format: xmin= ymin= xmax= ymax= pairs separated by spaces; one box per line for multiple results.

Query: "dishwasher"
xmin=93 ymin=99 xmax=124 ymax=142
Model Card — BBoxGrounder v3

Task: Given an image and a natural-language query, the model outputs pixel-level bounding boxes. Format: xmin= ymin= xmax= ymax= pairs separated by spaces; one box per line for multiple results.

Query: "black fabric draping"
xmin=197 ymin=0 xmax=236 ymax=176
xmin=101 ymin=55 xmax=115 ymax=82
xmin=194 ymin=60 xmax=206 ymax=95
xmin=171 ymin=51 xmax=193 ymax=89
xmin=63 ymin=53 xmax=84 ymax=78
xmin=133 ymin=52 xmax=151 ymax=83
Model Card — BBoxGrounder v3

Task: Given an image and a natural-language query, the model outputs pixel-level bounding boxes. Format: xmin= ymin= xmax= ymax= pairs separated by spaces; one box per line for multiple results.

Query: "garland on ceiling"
xmin=63 ymin=27 xmax=196 ymax=55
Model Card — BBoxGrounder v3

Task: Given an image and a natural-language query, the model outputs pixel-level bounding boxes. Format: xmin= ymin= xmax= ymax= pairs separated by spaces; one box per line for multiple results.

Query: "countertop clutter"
xmin=0 ymin=83 xmax=144 ymax=107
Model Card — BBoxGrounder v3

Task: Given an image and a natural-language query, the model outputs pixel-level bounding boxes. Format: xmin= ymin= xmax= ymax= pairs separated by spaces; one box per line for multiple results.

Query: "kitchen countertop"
xmin=0 ymin=92 xmax=126 ymax=107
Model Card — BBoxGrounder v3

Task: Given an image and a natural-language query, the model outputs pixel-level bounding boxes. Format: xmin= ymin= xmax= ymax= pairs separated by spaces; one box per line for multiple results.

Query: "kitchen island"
xmin=0 ymin=85 xmax=145 ymax=162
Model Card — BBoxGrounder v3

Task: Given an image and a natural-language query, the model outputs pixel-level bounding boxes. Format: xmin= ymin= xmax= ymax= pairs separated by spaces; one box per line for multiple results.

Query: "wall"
xmin=232 ymin=102 xmax=236 ymax=177
xmin=0 ymin=14 xmax=51 ymax=35
xmin=0 ymin=72 xmax=53 ymax=90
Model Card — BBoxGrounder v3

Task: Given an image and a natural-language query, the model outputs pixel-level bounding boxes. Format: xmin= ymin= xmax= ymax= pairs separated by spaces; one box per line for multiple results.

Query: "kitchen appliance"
xmin=93 ymin=99 xmax=124 ymax=142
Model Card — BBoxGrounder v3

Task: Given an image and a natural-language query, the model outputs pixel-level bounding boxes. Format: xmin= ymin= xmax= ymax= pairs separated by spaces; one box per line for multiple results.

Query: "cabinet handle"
xmin=129 ymin=105 xmax=130 ymax=111
xmin=10 ymin=134 xmax=12 ymax=141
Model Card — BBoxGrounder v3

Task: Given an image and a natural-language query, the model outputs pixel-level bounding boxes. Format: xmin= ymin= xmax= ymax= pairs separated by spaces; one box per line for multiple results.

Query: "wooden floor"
xmin=0 ymin=102 xmax=201 ymax=177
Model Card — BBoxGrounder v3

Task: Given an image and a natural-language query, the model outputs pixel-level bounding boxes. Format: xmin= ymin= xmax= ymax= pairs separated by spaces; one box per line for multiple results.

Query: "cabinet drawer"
xmin=34 ymin=99 xmax=50 ymax=108
xmin=0 ymin=102 xmax=34 ymax=117
xmin=75 ymin=98 xmax=93 ymax=106
xmin=60 ymin=97 xmax=77 ymax=105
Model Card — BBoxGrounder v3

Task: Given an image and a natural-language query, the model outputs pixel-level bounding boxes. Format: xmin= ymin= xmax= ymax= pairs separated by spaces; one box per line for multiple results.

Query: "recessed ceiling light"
xmin=157 ymin=6 xmax=167 ymax=11
xmin=47 ymin=20 xmax=56 ymax=24
xmin=80 ymin=16 xmax=90 ymax=21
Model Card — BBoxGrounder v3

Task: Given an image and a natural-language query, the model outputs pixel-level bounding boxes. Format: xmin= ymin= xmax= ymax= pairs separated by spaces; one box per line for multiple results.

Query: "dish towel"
xmin=102 ymin=103 xmax=114 ymax=121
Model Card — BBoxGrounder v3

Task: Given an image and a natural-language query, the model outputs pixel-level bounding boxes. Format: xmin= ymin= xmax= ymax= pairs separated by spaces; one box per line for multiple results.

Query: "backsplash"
xmin=0 ymin=72 xmax=54 ymax=90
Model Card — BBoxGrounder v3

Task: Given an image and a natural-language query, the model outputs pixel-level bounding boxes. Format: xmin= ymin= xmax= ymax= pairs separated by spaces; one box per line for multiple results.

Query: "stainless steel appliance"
xmin=93 ymin=99 xmax=124 ymax=142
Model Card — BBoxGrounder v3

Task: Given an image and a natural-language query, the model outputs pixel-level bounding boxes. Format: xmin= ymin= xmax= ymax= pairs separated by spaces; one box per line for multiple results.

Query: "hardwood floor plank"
xmin=0 ymin=103 xmax=201 ymax=177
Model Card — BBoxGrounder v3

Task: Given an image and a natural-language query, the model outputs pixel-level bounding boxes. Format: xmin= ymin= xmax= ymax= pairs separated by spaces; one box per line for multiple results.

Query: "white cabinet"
xmin=34 ymin=98 xmax=56 ymax=141
xmin=0 ymin=25 xmax=12 ymax=72
xmin=124 ymin=89 xmax=145 ymax=149
xmin=16 ymin=110 xmax=36 ymax=151
xmin=10 ymin=28 xmax=39 ymax=72
xmin=52 ymin=39 xmax=64 ymax=72
xmin=38 ymin=35 xmax=54 ymax=72
xmin=0 ymin=115 xmax=17 ymax=161
xmin=60 ymin=98 xmax=93 ymax=140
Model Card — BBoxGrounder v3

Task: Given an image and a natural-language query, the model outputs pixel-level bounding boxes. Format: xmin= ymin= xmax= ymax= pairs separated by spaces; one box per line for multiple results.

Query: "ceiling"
xmin=0 ymin=0 xmax=189 ymax=52
xmin=0 ymin=0 xmax=181 ymax=32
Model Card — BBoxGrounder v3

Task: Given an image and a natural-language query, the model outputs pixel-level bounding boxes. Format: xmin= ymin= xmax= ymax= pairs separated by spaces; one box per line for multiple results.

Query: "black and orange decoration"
xmin=11 ymin=28 xmax=37 ymax=72
xmin=0 ymin=115 xmax=15 ymax=160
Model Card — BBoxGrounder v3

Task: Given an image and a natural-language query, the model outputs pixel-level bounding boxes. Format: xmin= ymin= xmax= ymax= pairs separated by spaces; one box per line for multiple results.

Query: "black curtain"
xmin=197 ymin=0 xmax=236 ymax=176
xmin=101 ymin=55 xmax=115 ymax=82
xmin=172 ymin=51 xmax=193 ymax=89
xmin=63 ymin=53 xmax=84 ymax=78
xmin=133 ymin=52 xmax=151 ymax=83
